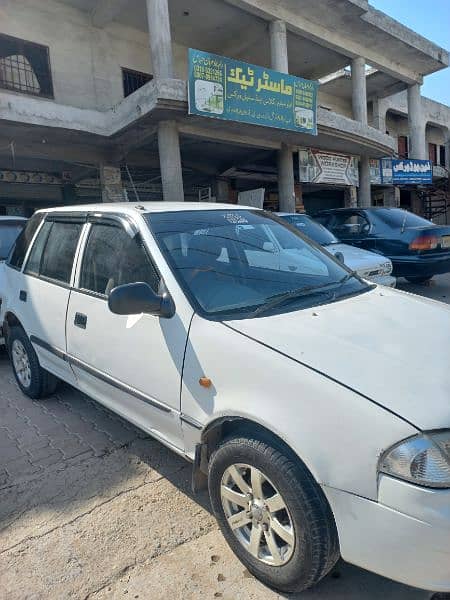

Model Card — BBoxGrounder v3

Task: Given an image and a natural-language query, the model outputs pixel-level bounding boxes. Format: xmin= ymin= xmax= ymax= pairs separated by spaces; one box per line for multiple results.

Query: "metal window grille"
xmin=0 ymin=34 xmax=53 ymax=98
xmin=122 ymin=68 xmax=153 ymax=97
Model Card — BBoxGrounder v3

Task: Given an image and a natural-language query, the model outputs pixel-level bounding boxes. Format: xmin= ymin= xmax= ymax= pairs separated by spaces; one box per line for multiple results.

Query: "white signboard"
xmin=299 ymin=149 xmax=359 ymax=187
xmin=238 ymin=188 xmax=265 ymax=208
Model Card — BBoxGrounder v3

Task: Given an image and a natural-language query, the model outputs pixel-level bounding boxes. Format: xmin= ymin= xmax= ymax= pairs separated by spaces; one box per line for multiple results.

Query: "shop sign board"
xmin=380 ymin=159 xmax=433 ymax=185
xmin=188 ymin=49 xmax=319 ymax=135
xmin=299 ymin=149 xmax=359 ymax=187
xmin=369 ymin=159 xmax=382 ymax=185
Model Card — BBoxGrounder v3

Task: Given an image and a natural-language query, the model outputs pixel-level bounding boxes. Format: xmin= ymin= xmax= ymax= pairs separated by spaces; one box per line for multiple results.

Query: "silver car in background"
xmin=277 ymin=213 xmax=396 ymax=287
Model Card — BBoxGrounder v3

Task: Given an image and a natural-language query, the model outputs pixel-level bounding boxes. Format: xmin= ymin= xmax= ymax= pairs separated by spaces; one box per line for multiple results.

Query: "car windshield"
xmin=280 ymin=215 xmax=338 ymax=246
xmin=0 ymin=221 xmax=26 ymax=260
xmin=375 ymin=208 xmax=432 ymax=229
xmin=147 ymin=210 xmax=370 ymax=320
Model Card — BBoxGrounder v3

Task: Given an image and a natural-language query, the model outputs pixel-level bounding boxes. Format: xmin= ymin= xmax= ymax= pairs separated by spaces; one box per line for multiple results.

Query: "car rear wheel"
xmin=208 ymin=433 xmax=339 ymax=594
xmin=9 ymin=326 xmax=58 ymax=399
xmin=406 ymin=276 xmax=433 ymax=284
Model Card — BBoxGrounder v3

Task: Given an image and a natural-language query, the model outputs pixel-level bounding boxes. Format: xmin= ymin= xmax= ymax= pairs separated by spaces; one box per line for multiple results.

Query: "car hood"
xmin=325 ymin=243 xmax=389 ymax=274
xmin=228 ymin=287 xmax=450 ymax=430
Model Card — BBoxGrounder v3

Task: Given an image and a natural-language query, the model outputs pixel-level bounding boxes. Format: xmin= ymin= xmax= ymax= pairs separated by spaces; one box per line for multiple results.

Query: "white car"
xmin=1 ymin=203 xmax=449 ymax=595
xmin=0 ymin=216 xmax=27 ymax=344
xmin=277 ymin=212 xmax=396 ymax=287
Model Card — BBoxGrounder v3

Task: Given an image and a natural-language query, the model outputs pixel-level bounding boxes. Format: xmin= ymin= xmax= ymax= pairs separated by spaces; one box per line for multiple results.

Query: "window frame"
xmin=121 ymin=67 xmax=153 ymax=98
xmin=74 ymin=216 xmax=162 ymax=301
xmin=23 ymin=215 xmax=85 ymax=289
xmin=0 ymin=33 xmax=54 ymax=99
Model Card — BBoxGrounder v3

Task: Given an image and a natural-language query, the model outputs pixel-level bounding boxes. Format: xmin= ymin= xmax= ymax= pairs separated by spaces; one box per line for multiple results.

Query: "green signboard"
xmin=188 ymin=48 xmax=319 ymax=135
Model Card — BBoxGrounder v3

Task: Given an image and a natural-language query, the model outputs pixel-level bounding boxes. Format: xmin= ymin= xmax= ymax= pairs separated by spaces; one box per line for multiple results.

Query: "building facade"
xmin=0 ymin=0 xmax=449 ymax=218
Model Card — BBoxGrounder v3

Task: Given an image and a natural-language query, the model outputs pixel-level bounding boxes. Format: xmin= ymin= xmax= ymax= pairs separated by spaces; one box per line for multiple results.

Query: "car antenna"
xmin=125 ymin=163 xmax=140 ymax=203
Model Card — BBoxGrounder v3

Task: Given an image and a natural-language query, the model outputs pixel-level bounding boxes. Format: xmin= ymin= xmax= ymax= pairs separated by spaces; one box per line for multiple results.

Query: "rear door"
xmin=66 ymin=215 xmax=188 ymax=451
xmin=17 ymin=215 xmax=84 ymax=384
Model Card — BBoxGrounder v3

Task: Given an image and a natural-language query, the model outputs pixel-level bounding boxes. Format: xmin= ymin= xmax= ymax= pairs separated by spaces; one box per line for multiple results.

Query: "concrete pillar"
xmin=407 ymin=83 xmax=426 ymax=160
xmin=278 ymin=144 xmax=296 ymax=213
xmin=146 ymin=0 xmax=173 ymax=78
xmin=99 ymin=165 xmax=126 ymax=202
xmin=351 ymin=57 xmax=368 ymax=126
xmin=158 ymin=121 xmax=184 ymax=202
xmin=383 ymin=186 xmax=400 ymax=208
xmin=269 ymin=20 xmax=295 ymax=212
xmin=444 ymin=130 xmax=450 ymax=172
xmin=372 ymin=98 xmax=386 ymax=133
xmin=344 ymin=186 xmax=358 ymax=208
xmin=358 ymin=156 xmax=371 ymax=207
xmin=216 ymin=179 xmax=229 ymax=204
xmin=269 ymin=20 xmax=289 ymax=73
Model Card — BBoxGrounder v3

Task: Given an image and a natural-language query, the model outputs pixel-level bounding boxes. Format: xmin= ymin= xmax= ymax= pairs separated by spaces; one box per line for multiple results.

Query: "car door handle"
xmin=74 ymin=313 xmax=87 ymax=329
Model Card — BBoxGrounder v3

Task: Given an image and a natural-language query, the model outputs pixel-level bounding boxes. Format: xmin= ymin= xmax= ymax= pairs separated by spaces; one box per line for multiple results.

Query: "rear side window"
xmin=25 ymin=220 xmax=82 ymax=285
xmin=79 ymin=223 xmax=160 ymax=296
xmin=8 ymin=213 xmax=43 ymax=269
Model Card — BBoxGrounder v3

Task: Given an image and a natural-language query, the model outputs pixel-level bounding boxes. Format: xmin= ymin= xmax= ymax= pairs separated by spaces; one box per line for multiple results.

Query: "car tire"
xmin=405 ymin=276 xmax=433 ymax=284
xmin=208 ymin=432 xmax=339 ymax=594
xmin=9 ymin=326 xmax=58 ymax=399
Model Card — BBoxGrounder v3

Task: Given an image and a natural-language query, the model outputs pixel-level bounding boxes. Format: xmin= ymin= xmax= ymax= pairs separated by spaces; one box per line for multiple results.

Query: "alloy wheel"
xmin=220 ymin=463 xmax=295 ymax=566
xmin=12 ymin=339 xmax=32 ymax=389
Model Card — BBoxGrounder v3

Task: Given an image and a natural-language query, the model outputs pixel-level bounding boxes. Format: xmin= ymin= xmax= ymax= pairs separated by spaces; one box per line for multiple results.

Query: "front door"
xmin=66 ymin=217 xmax=190 ymax=451
xmin=328 ymin=211 xmax=377 ymax=252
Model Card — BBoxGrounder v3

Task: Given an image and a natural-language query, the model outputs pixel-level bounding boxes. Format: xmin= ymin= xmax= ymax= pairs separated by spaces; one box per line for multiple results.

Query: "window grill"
xmin=122 ymin=67 xmax=153 ymax=97
xmin=0 ymin=34 xmax=53 ymax=98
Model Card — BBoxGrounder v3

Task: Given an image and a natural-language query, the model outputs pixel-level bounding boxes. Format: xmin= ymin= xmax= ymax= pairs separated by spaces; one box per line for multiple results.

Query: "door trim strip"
xmin=30 ymin=335 xmax=172 ymax=414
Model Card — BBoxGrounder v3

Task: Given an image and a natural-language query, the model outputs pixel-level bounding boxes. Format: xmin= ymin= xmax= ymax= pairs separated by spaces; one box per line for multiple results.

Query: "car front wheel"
xmin=208 ymin=432 xmax=339 ymax=594
xmin=9 ymin=326 xmax=58 ymax=399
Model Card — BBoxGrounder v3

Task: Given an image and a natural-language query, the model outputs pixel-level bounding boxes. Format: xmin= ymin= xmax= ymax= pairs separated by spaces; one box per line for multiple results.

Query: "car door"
xmin=66 ymin=215 xmax=188 ymax=452
xmin=16 ymin=215 xmax=84 ymax=384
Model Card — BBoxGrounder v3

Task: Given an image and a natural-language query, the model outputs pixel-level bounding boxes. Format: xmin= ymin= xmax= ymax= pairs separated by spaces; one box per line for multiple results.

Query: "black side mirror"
xmin=108 ymin=282 xmax=175 ymax=318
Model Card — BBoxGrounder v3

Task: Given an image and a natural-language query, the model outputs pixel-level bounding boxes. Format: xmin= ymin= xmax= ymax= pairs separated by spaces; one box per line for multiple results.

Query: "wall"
xmin=1 ymin=0 xmax=189 ymax=110
xmin=318 ymin=90 xmax=353 ymax=119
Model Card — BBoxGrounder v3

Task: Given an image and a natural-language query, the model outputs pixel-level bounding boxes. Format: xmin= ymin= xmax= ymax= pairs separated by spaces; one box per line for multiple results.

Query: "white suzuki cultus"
xmin=1 ymin=203 xmax=449 ymax=594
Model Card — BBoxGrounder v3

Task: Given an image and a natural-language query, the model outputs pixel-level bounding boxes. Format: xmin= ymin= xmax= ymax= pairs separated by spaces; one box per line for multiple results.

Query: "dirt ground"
xmin=1 ymin=274 xmax=449 ymax=600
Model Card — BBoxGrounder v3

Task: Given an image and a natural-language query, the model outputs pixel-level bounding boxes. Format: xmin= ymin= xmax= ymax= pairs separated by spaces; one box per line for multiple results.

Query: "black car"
xmin=314 ymin=207 xmax=450 ymax=283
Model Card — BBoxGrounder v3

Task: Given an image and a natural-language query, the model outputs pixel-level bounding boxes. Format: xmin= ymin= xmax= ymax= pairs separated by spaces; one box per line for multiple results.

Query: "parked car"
xmin=277 ymin=212 xmax=395 ymax=287
xmin=0 ymin=217 xmax=27 ymax=345
xmin=314 ymin=207 xmax=450 ymax=283
xmin=1 ymin=204 xmax=449 ymax=595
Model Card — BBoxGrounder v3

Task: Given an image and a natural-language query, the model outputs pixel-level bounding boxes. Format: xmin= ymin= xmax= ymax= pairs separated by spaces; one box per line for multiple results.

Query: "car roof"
xmin=0 ymin=216 xmax=27 ymax=222
xmin=36 ymin=202 xmax=258 ymax=216
xmin=276 ymin=212 xmax=308 ymax=217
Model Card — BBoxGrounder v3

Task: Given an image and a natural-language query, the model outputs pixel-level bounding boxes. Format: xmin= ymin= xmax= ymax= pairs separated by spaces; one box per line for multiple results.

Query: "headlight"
xmin=381 ymin=261 xmax=393 ymax=275
xmin=379 ymin=430 xmax=450 ymax=488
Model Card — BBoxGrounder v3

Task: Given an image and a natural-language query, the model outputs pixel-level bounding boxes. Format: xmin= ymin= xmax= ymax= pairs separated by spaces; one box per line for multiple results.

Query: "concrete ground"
xmin=1 ymin=274 xmax=449 ymax=600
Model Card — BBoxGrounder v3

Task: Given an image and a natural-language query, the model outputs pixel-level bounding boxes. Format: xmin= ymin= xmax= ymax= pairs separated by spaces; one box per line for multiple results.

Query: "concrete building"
xmin=0 ymin=0 xmax=449 ymax=218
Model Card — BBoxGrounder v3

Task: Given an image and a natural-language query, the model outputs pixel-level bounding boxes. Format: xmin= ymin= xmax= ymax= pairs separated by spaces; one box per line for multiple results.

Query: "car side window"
xmin=25 ymin=220 xmax=83 ymax=285
xmin=8 ymin=213 xmax=44 ymax=269
xmin=79 ymin=223 xmax=160 ymax=296
xmin=332 ymin=213 xmax=371 ymax=236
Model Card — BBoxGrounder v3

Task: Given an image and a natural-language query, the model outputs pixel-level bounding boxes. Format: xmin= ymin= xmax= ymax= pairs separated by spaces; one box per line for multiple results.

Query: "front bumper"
xmin=323 ymin=476 xmax=450 ymax=592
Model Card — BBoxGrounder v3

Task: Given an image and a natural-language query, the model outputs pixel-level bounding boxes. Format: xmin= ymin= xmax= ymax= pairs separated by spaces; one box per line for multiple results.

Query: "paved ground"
xmin=1 ymin=274 xmax=449 ymax=600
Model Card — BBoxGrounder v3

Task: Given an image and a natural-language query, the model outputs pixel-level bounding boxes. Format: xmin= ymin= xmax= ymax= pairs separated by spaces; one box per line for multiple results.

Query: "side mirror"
xmin=108 ymin=282 xmax=175 ymax=318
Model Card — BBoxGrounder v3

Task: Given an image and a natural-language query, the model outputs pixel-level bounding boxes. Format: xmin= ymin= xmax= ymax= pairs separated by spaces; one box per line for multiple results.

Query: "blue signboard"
xmin=380 ymin=159 xmax=433 ymax=185
xmin=188 ymin=48 xmax=319 ymax=135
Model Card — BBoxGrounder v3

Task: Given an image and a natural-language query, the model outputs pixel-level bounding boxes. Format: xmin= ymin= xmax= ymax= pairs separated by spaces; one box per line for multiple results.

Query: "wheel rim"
xmin=12 ymin=339 xmax=32 ymax=389
xmin=220 ymin=463 xmax=295 ymax=566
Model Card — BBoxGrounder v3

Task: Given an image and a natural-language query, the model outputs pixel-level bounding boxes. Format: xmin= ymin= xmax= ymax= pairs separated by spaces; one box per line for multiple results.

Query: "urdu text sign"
xmin=188 ymin=49 xmax=318 ymax=135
